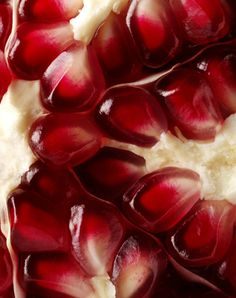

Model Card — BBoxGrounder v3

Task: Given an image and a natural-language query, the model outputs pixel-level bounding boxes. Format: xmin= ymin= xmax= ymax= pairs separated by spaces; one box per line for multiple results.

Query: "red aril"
xmin=166 ymin=200 xmax=236 ymax=267
xmin=75 ymin=146 xmax=145 ymax=203
xmin=7 ymin=22 xmax=74 ymax=79
xmin=112 ymin=232 xmax=167 ymax=298
xmin=123 ymin=167 xmax=201 ymax=233
xmin=29 ymin=113 xmax=102 ymax=166
xmin=197 ymin=46 xmax=236 ymax=114
xmin=169 ymin=0 xmax=230 ymax=44
xmin=0 ymin=50 xmax=12 ymax=100
xmin=21 ymin=253 xmax=94 ymax=298
xmin=127 ymin=0 xmax=181 ymax=68
xmin=92 ymin=12 xmax=138 ymax=83
xmin=96 ymin=86 xmax=168 ymax=147
xmin=154 ymin=68 xmax=223 ymax=140
xmin=18 ymin=0 xmax=83 ymax=22
xmin=70 ymin=200 xmax=125 ymax=276
xmin=0 ymin=3 xmax=12 ymax=50
xmin=40 ymin=42 xmax=105 ymax=112
xmin=8 ymin=188 xmax=70 ymax=252
xmin=21 ymin=161 xmax=82 ymax=209
xmin=0 ymin=232 xmax=12 ymax=295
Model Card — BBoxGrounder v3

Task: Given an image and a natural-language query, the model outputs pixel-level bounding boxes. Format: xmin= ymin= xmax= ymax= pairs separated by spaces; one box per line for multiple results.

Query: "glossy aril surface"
xmin=96 ymin=86 xmax=168 ymax=146
xmin=0 ymin=231 xmax=12 ymax=296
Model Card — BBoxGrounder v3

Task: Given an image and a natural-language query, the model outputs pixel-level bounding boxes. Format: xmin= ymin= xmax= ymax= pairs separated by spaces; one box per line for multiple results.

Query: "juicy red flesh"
xmin=29 ymin=113 xmax=102 ymax=166
xmin=0 ymin=3 xmax=12 ymax=50
xmin=154 ymin=68 xmax=223 ymax=140
xmin=166 ymin=200 xmax=236 ymax=267
xmin=0 ymin=231 xmax=12 ymax=296
xmin=123 ymin=167 xmax=201 ymax=233
xmin=40 ymin=42 xmax=105 ymax=112
xmin=7 ymin=22 xmax=74 ymax=79
xmin=96 ymin=86 xmax=168 ymax=146
xmin=75 ymin=146 xmax=146 ymax=203
xmin=18 ymin=0 xmax=83 ymax=22
xmin=0 ymin=50 xmax=12 ymax=100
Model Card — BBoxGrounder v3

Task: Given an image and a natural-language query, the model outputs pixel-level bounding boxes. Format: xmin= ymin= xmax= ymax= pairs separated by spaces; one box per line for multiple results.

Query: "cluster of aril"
xmin=1 ymin=0 xmax=236 ymax=297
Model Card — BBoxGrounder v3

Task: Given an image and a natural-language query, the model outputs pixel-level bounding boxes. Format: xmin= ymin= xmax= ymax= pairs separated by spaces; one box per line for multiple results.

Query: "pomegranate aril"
xmin=127 ymin=0 xmax=181 ymax=68
xmin=29 ymin=113 xmax=102 ymax=167
xmin=8 ymin=188 xmax=70 ymax=252
xmin=21 ymin=253 xmax=94 ymax=298
xmin=169 ymin=0 xmax=230 ymax=44
xmin=0 ymin=232 xmax=12 ymax=295
xmin=21 ymin=161 xmax=82 ymax=208
xmin=96 ymin=86 xmax=168 ymax=147
xmin=18 ymin=0 xmax=82 ymax=22
xmin=166 ymin=200 xmax=236 ymax=267
xmin=197 ymin=46 xmax=236 ymax=114
xmin=7 ymin=22 xmax=74 ymax=80
xmin=75 ymin=146 xmax=145 ymax=203
xmin=92 ymin=12 xmax=138 ymax=83
xmin=123 ymin=167 xmax=201 ymax=233
xmin=154 ymin=68 xmax=223 ymax=140
xmin=112 ymin=231 xmax=167 ymax=298
xmin=0 ymin=50 xmax=12 ymax=100
xmin=0 ymin=3 xmax=12 ymax=50
xmin=40 ymin=42 xmax=105 ymax=112
xmin=70 ymin=199 xmax=125 ymax=276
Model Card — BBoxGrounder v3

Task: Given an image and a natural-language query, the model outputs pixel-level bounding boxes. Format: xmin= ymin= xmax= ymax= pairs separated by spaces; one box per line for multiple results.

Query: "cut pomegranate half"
xmin=154 ymin=68 xmax=223 ymax=140
xmin=40 ymin=42 xmax=105 ymax=112
xmin=123 ymin=167 xmax=201 ymax=233
xmin=75 ymin=146 xmax=146 ymax=203
xmin=96 ymin=86 xmax=168 ymax=147
xmin=29 ymin=113 xmax=102 ymax=166
xmin=7 ymin=22 xmax=74 ymax=79
xmin=169 ymin=0 xmax=230 ymax=44
xmin=127 ymin=0 xmax=181 ymax=68
xmin=166 ymin=200 xmax=236 ymax=267
xmin=18 ymin=0 xmax=83 ymax=22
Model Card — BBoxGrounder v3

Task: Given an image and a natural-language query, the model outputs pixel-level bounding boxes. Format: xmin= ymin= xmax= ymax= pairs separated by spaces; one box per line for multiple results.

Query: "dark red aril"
xmin=123 ymin=167 xmax=201 ymax=233
xmin=7 ymin=22 xmax=74 ymax=80
xmin=18 ymin=0 xmax=83 ymax=22
xmin=127 ymin=0 xmax=181 ymax=68
xmin=112 ymin=231 xmax=167 ymax=298
xmin=0 ymin=50 xmax=12 ymax=100
xmin=197 ymin=46 xmax=236 ymax=114
xmin=21 ymin=161 xmax=82 ymax=208
xmin=166 ymin=200 xmax=236 ymax=267
xmin=96 ymin=86 xmax=168 ymax=147
xmin=21 ymin=253 xmax=94 ymax=298
xmin=0 ymin=231 xmax=12 ymax=295
xmin=40 ymin=42 xmax=105 ymax=112
xmin=29 ymin=113 xmax=102 ymax=167
xmin=70 ymin=198 xmax=125 ymax=276
xmin=0 ymin=3 xmax=12 ymax=50
xmin=92 ymin=12 xmax=138 ymax=83
xmin=169 ymin=0 xmax=230 ymax=44
xmin=8 ymin=188 xmax=70 ymax=252
xmin=154 ymin=68 xmax=223 ymax=140
xmin=75 ymin=146 xmax=146 ymax=203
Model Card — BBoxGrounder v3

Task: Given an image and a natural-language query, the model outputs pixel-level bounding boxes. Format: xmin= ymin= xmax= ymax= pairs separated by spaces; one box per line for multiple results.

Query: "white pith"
xmin=0 ymin=0 xmax=236 ymax=297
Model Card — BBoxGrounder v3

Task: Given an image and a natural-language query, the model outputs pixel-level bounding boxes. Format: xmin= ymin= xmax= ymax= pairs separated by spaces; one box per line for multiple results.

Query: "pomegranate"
xmin=1 ymin=0 xmax=236 ymax=297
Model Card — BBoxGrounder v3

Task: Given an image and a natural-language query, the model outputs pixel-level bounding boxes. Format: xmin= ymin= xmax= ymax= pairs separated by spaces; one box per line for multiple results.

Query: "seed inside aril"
xmin=96 ymin=86 xmax=168 ymax=147
xmin=154 ymin=68 xmax=223 ymax=140
xmin=40 ymin=42 xmax=105 ymax=112
xmin=75 ymin=146 xmax=146 ymax=203
xmin=123 ymin=167 xmax=201 ymax=233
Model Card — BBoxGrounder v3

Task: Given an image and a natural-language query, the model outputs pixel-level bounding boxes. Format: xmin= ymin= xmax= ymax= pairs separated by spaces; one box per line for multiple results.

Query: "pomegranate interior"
xmin=1 ymin=0 xmax=236 ymax=297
